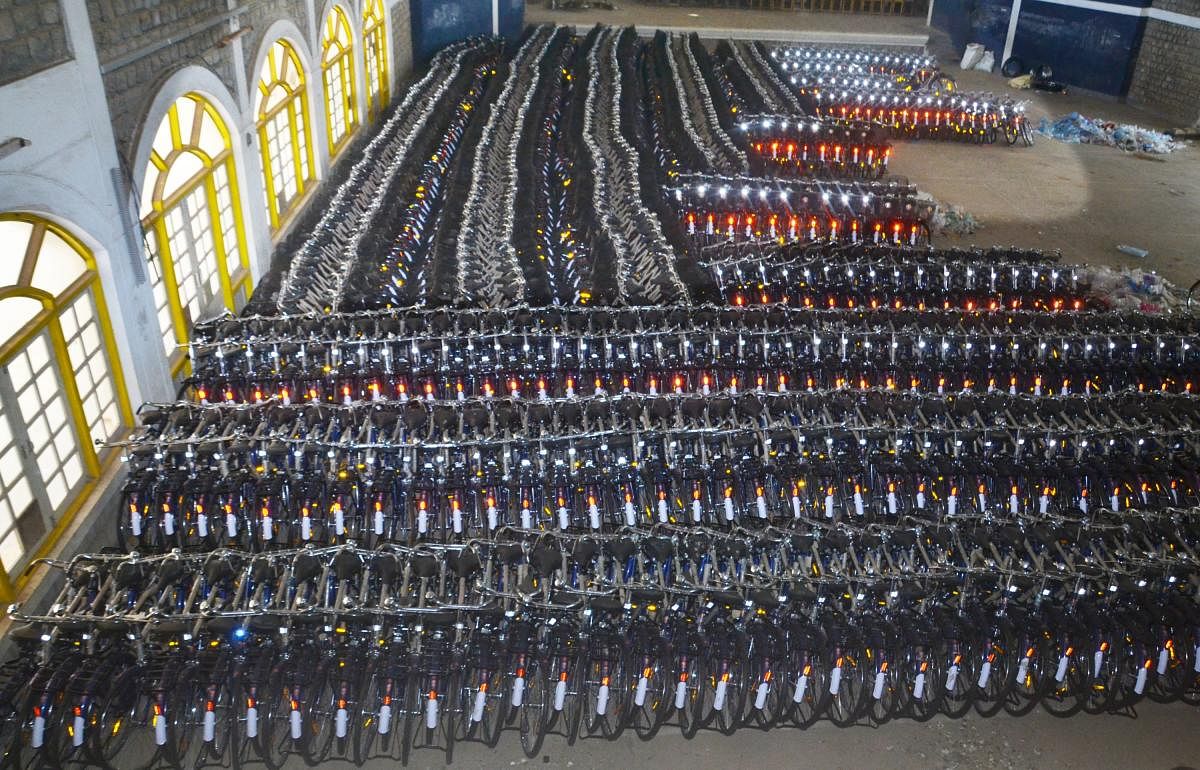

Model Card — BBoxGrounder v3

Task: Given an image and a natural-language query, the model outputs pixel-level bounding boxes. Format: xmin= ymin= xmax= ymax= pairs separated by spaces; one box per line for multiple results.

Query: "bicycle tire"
xmin=260 ymin=664 xmax=298 ymax=770
xmin=399 ymin=672 xmax=418 ymax=767
xmin=1003 ymin=639 xmax=1041 ymax=717
xmin=94 ymin=664 xmax=139 ymax=765
xmin=826 ymin=648 xmax=866 ymax=728
xmin=711 ymin=657 xmax=747 ymax=736
xmin=442 ymin=671 xmax=459 ymax=765
xmin=562 ymin=654 xmax=585 ymax=746
xmin=1081 ymin=638 xmax=1121 ymax=715
xmin=629 ymin=656 xmax=669 ymax=741
xmin=864 ymin=649 xmax=902 ymax=726
xmin=518 ymin=665 xmax=549 ymax=758
xmin=785 ymin=653 xmax=829 ymax=729
xmin=973 ymin=636 xmax=1015 ymax=717
xmin=902 ymin=651 xmax=944 ymax=723
xmin=353 ymin=662 xmax=398 ymax=764
xmin=1147 ymin=639 xmax=1193 ymax=704
xmin=940 ymin=643 xmax=976 ymax=719
xmin=1039 ymin=641 xmax=1086 ymax=718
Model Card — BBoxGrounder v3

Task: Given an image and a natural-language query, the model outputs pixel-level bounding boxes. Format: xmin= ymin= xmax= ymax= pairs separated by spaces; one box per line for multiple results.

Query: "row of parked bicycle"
xmin=767 ymin=45 xmax=1034 ymax=145
xmin=6 ymin=514 xmax=1199 ymax=765
xmin=5 ymin=27 xmax=1197 ymax=767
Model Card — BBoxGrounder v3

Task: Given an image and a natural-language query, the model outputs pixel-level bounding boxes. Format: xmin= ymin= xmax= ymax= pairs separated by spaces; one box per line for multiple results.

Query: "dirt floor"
xmin=93 ymin=696 xmax=1200 ymax=770
xmin=894 ymin=62 xmax=1200 ymax=293
xmin=399 ymin=702 xmax=1200 ymax=769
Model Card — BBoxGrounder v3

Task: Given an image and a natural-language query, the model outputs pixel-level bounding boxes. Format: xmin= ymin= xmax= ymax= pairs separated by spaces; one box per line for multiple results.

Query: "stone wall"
xmin=240 ymin=0 xmax=309 ymax=84
xmin=87 ymin=0 xmax=240 ymax=161
xmin=0 ymin=0 xmax=73 ymax=85
xmin=1129 ymin=0 xmax=1200 ymax=126
xmin=390 ymin=0 xmax=412 ymax=89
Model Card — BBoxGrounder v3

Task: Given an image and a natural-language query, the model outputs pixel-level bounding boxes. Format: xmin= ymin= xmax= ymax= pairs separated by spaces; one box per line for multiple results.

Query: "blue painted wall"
xmin=931 ymin=0 xmax=1012 ymax=54
xmin=1011 ymin=0 xmax=1148 ymax=95
xmin=931 ymin=0 xmax=1149 ymax=96
xmin=410 ymin=0 xmax=526 ymax=65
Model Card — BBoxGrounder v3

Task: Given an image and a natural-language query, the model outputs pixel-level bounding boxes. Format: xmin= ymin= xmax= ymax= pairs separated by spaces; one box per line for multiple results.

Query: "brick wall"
xmin=1129 ymin=0 xmax=1200 ymax=126
xmin=0 ymin=0 xmax=73 ymax=85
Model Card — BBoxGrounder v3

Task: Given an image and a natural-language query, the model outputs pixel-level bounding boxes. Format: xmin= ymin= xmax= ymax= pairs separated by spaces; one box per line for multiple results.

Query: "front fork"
xmin=712 ymin=659 xmax=732 ymax=711
xmin=553 ymin=655 xmax=571 ymax=712
xmin=674 ymin=656 xmax=692 ymax=710
xmin=288 ymin=683 xmax=303 ymax=740
xmin=752 ymin=658 xmax=774 ymax=710
xmin=792 ymin=653 xmax=813 ymax=703
xmin=945 ymin=641 xmax=963 ymax=692
xmin=31 ymin=694 xmax=53 ymax=749
xmin=511 ymin=654 xmax=528 ymax=710
xmin=595 ymin=659 xmax=612 ymax=715
xmin=425 ymin=674 xmax=442 ymax=730
xmin=634 ymin=654 xmax=655 ymax=707
xmin=335 ymin=680 xmax=351 ymax=738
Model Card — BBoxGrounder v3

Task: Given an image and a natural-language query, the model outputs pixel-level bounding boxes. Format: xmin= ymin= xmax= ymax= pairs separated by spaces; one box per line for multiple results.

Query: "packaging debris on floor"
xmin=917 ymin=191 xmax=982 ymax=236
xmin=1081 ymin=264 xmax=1185 ymax=312
xmin=1038 ymin=112 xmax=1180 ymax=153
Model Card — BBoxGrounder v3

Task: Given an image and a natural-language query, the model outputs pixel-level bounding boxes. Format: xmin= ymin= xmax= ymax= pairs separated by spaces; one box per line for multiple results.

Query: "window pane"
xmin=10 ymin=332 xmax=82 ymax=514
xmin=151 ymin=111 xmax=174 ymax=161
xmin=162 ymin=151 xmax=205 ymax=202
xmin=0 ymin=219 xmax=33 ymax=286
xmin=30 ymin=231 xmax=87 ymax=297
xmin=143 ymin=93 xmax=243 ymax=353
xmin=0 ymin=531 xmax=23 ymax=573
xmin=175 ymin=97 xmax=197 ymax=146
xmin=65 ymin=290 xmax=123 ymax=445
xmin=0 ymin=296 xmax=43 ymax=345
xmin=197 ymin=107 xmax=225 ymax=157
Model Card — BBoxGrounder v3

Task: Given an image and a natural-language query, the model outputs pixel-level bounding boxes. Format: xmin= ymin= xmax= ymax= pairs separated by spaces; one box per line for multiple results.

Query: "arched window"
xmin=140 ymin=93 xmax=252 ymax=379
xmin=0 ymin=214 xmax=132 ymax=579
xmin=322 ymin=6 xmax=359 ymax=156
xmin=256 ymin=38 xmax=316 ymax=231
xmin=363 ymin=0 xmax=390 ymax=121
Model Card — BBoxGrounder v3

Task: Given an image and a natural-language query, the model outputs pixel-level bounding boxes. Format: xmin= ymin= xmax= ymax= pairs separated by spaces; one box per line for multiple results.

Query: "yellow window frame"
xmin=0 ymin=213 xmax=135 ymax=601
xmin=363 ymin=0 xmax=390 ymax=121
xmin=141 ymin=94 xmax=253 ymax=379
xmin=322 ymin=5 xmax=359 ymax=158
xmin=256 ymin=39 xmax=317 ymax=232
